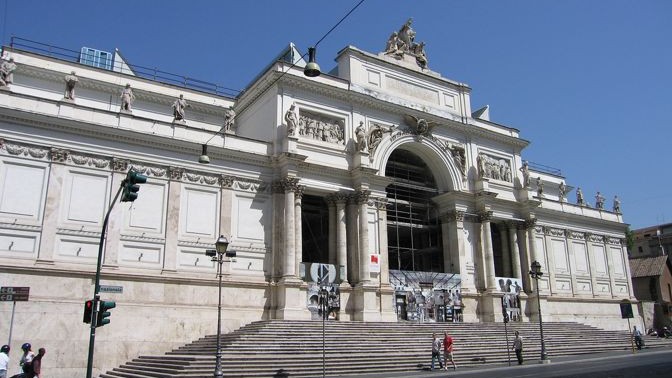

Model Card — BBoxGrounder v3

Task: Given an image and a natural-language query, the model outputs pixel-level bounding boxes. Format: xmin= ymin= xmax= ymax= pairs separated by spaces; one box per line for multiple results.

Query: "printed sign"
xmin=370 ymin=254 xmax=380 ymax=273
xmin=0 ymin=286 xmax=30 ymax=301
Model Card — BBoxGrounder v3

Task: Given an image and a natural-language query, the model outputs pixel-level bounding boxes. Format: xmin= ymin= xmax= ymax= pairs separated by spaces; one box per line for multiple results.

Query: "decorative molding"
xmin=568 ymin=230 xmax=587 ymax=240
xmin=544 ymin=227 xmax=565 ymax=237
xmin=69 ymin=152 xmax=110 ymax=169
xmin=0 ymin=222 xmax=42 ymax=232
xmin=112 ymin=158 xmax=129 ymax=172
xmin=56 ymin=227 xmax=101 ymax=238
xmin=50 ymin=147 xmax=69 ymax=163
xmin=169 ymin=167 xmax=184 ymax=181
xmin=588 ymin=234 xmax=605 ymax=243
xmin=184 ymin=171 xmax=219 ymax=186
xmin=1 ymin=140 xmax=50 ymax=160
xmin=606 ymin=237 xmax=622 ymax=246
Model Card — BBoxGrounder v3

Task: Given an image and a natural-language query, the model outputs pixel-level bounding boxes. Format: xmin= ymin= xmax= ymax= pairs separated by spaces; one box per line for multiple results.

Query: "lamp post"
xmin=657 ymin=229 xmax=665 ymax=255
xmin=206 ymin=235 xmax=234 ymax=378
xmin=529 ymin=260 xmax=549 ymax=362
xmin=319 ymin=286 xmax=329 ymax=378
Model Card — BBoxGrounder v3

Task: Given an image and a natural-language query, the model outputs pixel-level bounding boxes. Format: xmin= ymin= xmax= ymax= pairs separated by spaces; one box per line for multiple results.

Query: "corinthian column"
xmin=357 ymin=190 xmax=371 ymax=283
xmin=294 ymin=185 xmax=304 ymax=279
xmin=479 ymin=210 xmax=498 ymax=291
xmin=335 ymin=193 xmax=349 ymax=284
xmin=282 ymin=178 xmax=299 ymax=277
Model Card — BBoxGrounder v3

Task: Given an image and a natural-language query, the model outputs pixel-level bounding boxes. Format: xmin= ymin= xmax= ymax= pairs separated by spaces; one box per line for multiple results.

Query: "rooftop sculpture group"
xmin=384 ymin=18 xmax=429 ymax=69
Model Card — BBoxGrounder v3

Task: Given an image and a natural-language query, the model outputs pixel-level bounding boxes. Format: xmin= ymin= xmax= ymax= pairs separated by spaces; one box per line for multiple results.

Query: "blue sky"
xmin=2 ymin=0 xmax=670 ymax=229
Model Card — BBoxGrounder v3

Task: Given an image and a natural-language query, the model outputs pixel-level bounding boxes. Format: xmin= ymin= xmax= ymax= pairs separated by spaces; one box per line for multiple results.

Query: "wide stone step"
xmin=101 ymin=321 xmax=672 ymax=378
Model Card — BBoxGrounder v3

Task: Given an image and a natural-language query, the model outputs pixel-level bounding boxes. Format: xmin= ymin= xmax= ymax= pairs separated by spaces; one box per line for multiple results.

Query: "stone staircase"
xmin=100 ymin=320 xmax=672 ymax=377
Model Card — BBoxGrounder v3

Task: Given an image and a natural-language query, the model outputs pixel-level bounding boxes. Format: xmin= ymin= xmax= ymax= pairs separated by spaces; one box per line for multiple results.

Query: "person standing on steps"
xmin=633 ymin=326 xmax=644 ymax=350
xmin=512 ymin=331 xmax=524 ymax=365
xmin=442 ymin=331 xmax=457 ymax=370
xmin=430 ymin=333 xmax=443 ymax=371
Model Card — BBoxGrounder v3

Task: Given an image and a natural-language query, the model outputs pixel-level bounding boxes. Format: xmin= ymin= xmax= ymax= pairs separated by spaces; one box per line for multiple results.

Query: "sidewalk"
xmin=349 ymin=345 xmax=672 ymax=378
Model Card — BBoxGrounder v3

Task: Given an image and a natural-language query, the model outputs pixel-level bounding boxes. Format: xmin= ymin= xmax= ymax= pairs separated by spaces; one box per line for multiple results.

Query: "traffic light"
xmin=121 ymin=170 xmax=147 ymax=202
xmin=83 ymin=299 xmax=94 ymax=324
xmin=96 ymin=300 xmax=116 ymax=327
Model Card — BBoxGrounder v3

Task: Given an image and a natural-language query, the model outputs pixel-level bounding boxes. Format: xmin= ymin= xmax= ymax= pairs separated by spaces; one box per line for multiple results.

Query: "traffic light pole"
xmin=86 ymin=183 xmax=124 ymax=378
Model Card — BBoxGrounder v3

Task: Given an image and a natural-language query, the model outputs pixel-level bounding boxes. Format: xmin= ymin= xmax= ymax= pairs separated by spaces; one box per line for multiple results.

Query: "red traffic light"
xmin=83 ymin=299 xmax=94 ymax=324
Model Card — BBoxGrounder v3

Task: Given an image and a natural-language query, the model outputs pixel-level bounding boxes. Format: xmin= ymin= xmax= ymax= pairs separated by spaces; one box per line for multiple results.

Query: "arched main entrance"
xmin=385 ymin=149 xmax=442 ymax=272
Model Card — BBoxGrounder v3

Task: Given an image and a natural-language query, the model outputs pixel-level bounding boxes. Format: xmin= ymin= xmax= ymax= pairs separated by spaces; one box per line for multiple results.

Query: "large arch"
xmin=372 ymin=134 xmax=464 ymax=193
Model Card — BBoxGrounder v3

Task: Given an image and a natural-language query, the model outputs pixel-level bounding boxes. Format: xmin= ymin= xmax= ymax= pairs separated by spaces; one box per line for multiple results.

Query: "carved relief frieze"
xmin=184 ymin=171 xmax=219 ymax=186
xmin=544 ymin=227 xmax=566 ymax=237
xmin=607 ymin=237 xmax=623 ymax=246
xmin=130 ymin=164 xmax=167 ymax=179
xmin=297 ymin=110 xmax=345 ymax=145
xmin=169 ymin=167 xmax=184 ymax=181
xmin=112 ymin=158 xmax=129 ymax=172
xmin=1 ymin=140 xmax=49 ymax=160
xmin=50 ymin=148 xmax=69 ymax=163
xmin=534 ymin=225 xmax=544 ymax=234
xmin=588 ymin=234 xmax=605 ymax=243
xmin=568 ymin=230 xmax=587 ymax=240
xmin=476 ymin=152 xmax=512 ymax=182
xmin=69 ymin=153 xmax=110 ymax=169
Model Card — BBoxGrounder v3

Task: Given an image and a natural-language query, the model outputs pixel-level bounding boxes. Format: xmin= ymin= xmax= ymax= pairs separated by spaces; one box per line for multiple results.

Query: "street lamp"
xmin=657 ymin=229 xmax=665 ymax=256
xmin=205 ymin=235 xmax=235 ymax=378
xmin=529 ymin=260 xmax=549 ymax=362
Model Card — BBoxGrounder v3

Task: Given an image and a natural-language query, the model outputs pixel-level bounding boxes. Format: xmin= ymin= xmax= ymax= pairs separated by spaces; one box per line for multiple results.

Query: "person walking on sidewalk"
xmin=430 ymin=333 xmax=443 ymax=371
xmin=513 ymin=331 xmax=524 ymax=365
xmin=442 ymin=331 xmax=457 ymax=370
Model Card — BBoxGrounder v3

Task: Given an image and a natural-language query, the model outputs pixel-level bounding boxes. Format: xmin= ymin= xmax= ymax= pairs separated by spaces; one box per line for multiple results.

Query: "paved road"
xmin=349 ymin=347 xmax=672 ymax=378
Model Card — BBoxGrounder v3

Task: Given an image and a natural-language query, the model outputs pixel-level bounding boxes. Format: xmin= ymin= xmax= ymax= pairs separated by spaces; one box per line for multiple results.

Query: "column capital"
xmin=523 ymin=218 xmax=537 ymax=230
xmin=374 ymin=197 xmax=388 ymax=210
xmin=478 ymin=210 xmax=493 ymax=223
xmin=355 ymin=189 xmax=371 ymax=205
xmin=220 ymin=174 xmax=234 ymax=188
xmin=294 ymin=185 xmax=305 ymax=199
xmin=168 ymin=166 xmax=184 ymax=181
xmin=440 ymin=210 xmax=465 ymax=223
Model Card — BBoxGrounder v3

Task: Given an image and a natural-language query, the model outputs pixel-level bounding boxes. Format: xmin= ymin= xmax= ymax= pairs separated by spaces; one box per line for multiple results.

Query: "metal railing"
xmin=8 ymin=36 xmax=240 ymax=97
xmin=528 ymin=161 xmax=562 ymax=176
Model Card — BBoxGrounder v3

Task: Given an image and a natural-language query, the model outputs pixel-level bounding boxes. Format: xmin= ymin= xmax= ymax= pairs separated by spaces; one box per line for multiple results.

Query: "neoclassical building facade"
xmin=0 ymin=24 xmax=634 ymax=376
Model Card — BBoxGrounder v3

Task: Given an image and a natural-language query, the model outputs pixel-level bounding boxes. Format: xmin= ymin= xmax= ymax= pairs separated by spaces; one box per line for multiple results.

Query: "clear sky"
xmin=2 ymin=0 xmax=670 ymax=230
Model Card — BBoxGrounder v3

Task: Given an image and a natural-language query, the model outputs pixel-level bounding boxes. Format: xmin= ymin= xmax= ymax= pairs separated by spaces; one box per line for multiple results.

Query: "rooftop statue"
xmin=384 ymin=18 xmax=429 ymax=69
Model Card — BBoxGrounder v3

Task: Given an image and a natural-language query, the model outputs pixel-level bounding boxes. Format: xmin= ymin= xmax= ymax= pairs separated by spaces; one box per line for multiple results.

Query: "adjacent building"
xmin=0 ymin=22 xmax=634 ymax=377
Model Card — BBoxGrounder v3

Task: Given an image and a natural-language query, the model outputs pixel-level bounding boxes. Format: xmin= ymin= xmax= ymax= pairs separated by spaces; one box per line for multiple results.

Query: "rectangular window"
xmin=79 ymin=47 xmax=113 ymax=70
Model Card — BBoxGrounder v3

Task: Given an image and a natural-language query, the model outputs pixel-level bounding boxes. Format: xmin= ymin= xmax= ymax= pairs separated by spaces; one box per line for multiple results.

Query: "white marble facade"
xmin=0 ymin=40 xmax=634 ymax=377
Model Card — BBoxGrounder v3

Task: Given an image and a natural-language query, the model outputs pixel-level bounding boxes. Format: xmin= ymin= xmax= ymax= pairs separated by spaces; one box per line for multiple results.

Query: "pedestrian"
xmin=633 ymin=326 xmax=644 ymax=350
xmin=32 ymin=348 xmax=46 ymax=378
xmin=513 ymin=331 xmax=524 ymax=365
xmin=430 ymin=333 xmax=443 ymax=371
xmin=0 ymin=345 xmax=9 ymax=378
xmin=19 ymin=343 xmax=35 ymax=377
xmin=442 ymin=331 xmax=457 ymax=370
